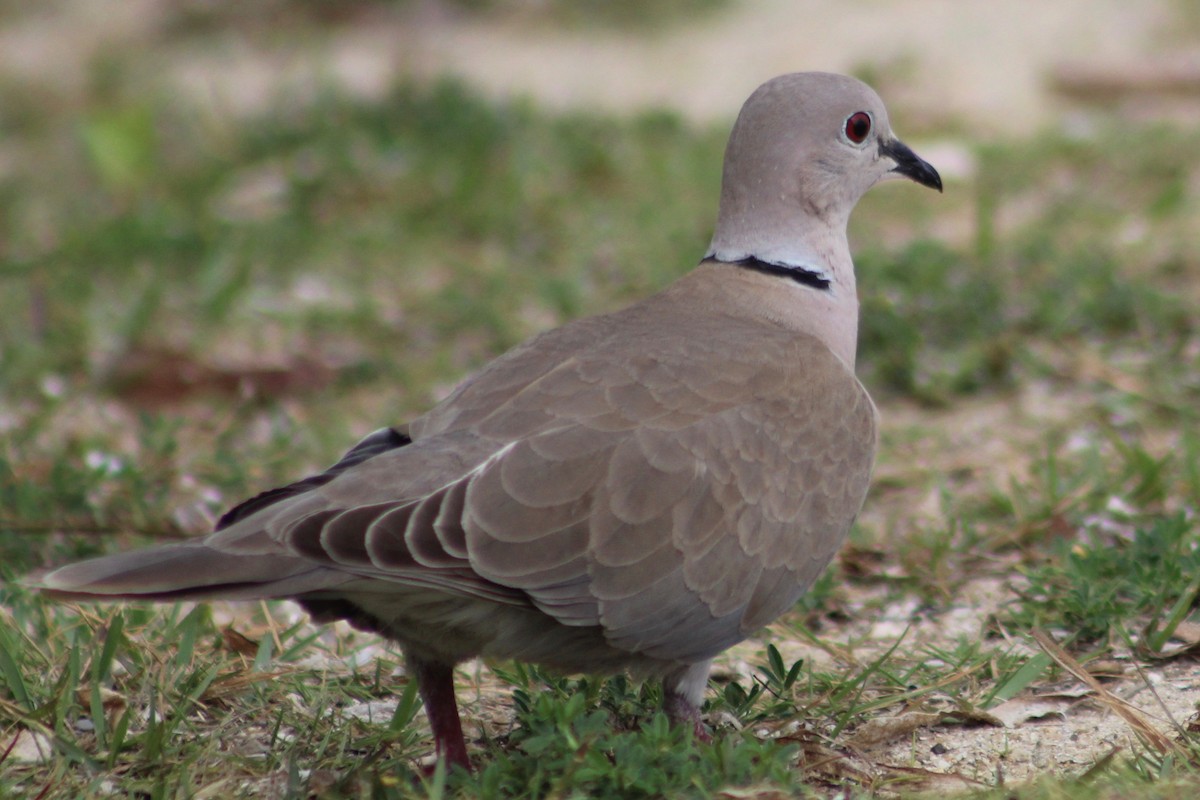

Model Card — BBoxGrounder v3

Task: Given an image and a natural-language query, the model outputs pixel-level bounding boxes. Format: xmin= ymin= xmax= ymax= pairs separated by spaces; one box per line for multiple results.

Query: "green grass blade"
xmin=990 ymin=651 xmax=1053 ymax=705
xmin=0 ymin=628 xmax=31 ymax=709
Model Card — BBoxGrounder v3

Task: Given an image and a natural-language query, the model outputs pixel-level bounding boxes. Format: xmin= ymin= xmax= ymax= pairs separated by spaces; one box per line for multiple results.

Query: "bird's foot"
xmin=663 ymin=690 xmax=712 ymax=743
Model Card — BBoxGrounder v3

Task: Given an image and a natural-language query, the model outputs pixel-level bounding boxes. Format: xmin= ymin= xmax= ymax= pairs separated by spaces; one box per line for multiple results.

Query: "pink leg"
xmin=410 ymin=655 xmax=471 ymax=770
xmin=663 ymin=687 xmax=712 ymax=743
xmin=663 ymin=660 xmax=713 ymax=743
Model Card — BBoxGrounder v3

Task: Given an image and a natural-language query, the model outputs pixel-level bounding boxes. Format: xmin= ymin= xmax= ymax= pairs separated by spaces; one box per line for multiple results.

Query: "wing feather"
xmin=40 ymin=301 xmax=876 ymax=672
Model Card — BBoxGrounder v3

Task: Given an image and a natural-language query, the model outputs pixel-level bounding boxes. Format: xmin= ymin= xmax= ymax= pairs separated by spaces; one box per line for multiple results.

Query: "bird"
xmin=35 ymin=72 xmax=942 ymax=770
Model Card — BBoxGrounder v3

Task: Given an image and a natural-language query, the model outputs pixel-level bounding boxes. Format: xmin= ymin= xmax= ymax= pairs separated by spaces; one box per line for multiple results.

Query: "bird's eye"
xmin=844 ymin=111 xmax=872 ymax=144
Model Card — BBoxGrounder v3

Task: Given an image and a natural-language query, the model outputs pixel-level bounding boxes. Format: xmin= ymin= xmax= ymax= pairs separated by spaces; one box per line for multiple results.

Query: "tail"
xmin=32 ymin=427 xmax=413 ymax=603
xmin=34 ymin=543 xmax=345 ymax=602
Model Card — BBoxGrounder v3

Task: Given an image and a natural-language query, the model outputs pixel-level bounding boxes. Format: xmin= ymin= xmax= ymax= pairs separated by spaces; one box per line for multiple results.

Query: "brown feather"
xmin=30 ymin=72 xmax=947 ymax=770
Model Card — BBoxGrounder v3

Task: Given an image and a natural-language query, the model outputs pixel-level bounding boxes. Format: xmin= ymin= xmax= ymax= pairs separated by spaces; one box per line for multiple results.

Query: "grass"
xmin=2 ymin=5 xmax=1200 ymax=798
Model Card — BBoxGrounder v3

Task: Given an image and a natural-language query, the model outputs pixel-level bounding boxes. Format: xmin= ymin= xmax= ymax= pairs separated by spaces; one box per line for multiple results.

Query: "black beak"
xmin=879 ymin=138 xmax=942 ymax=192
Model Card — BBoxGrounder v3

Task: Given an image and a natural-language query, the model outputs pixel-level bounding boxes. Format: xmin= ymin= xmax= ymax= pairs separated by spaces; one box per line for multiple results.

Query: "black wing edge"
xmin=215 ymin=426 xmax=413 ymax=531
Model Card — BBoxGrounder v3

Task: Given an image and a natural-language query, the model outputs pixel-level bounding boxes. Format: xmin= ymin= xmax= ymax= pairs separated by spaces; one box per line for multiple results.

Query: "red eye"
xmin=844 ymin=111 xmax=872 ymax=144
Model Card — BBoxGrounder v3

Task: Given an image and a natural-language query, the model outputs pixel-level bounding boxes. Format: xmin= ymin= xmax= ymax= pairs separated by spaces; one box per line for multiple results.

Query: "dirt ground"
xmin=7 ymin=0 xmax=1200 ymax=790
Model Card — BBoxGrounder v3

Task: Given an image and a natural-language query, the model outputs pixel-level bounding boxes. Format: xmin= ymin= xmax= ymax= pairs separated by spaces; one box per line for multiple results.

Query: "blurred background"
xmin=2 ymin=0 xmax=1196 ymax=409
xmin=3 ymin=1 xmax=1200 ymax=793
xmin=4 ymin=0 xmax=1197 ymax=131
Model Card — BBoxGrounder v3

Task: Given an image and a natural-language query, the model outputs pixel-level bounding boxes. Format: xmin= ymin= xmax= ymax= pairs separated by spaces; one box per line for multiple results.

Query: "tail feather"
xmin=31 ymin=429 xmax=418 ymax=605
xmin=36 ymin=543 xmax=345 ymax=602
xmin=216 ymin=426 xmax=412 ymax=531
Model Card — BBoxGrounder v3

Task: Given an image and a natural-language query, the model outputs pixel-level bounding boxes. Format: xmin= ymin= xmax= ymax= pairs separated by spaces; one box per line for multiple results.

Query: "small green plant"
xmin=465 ymin=662 xmax=798 ymax=799
xmin=1008 ymin=513 xmax=1200 ymax=645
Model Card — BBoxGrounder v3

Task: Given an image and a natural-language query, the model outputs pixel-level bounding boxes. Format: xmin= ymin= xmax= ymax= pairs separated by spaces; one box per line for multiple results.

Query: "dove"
xmin=36 ymin=72 xmax=942 ymax=769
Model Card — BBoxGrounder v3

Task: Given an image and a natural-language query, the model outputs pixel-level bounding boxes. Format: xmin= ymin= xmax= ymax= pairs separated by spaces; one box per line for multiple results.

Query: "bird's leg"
xmin=409 ymin=653 xmax=471 ymax=771
xmin=663 ymin=690 xmax=712 ymax=743
xmin=662 ymin=659 xmax=713 ymax=743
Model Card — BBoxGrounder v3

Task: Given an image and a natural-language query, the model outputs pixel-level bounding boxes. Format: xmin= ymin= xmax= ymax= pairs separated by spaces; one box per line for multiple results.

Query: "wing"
xmin=215 ymin=426 xmax=413 ymax=530
xmin=457 ymin=330 xmax=877 ymax=662
xmin=246 ymin=321 xmax=876 ymax=664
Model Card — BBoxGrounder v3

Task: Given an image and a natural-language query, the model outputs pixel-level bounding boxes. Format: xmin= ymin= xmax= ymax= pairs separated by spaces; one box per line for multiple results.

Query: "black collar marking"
xmin=704 ymin=256 xmax=831 ymax=290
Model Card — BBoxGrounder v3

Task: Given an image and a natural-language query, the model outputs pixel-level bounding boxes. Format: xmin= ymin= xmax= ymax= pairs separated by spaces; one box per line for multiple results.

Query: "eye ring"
xmin=843 ymin=111 xmax=872 ymax=145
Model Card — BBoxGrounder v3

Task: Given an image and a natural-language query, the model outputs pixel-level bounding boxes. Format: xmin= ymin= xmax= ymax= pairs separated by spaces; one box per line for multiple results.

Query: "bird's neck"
xmin=701 ymin=254 xmax=835 ymax=293
xmin=700 ymin=219 xmax=860 ymax=367
xmin=705 ymin=199 xmax=855 ymax=281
